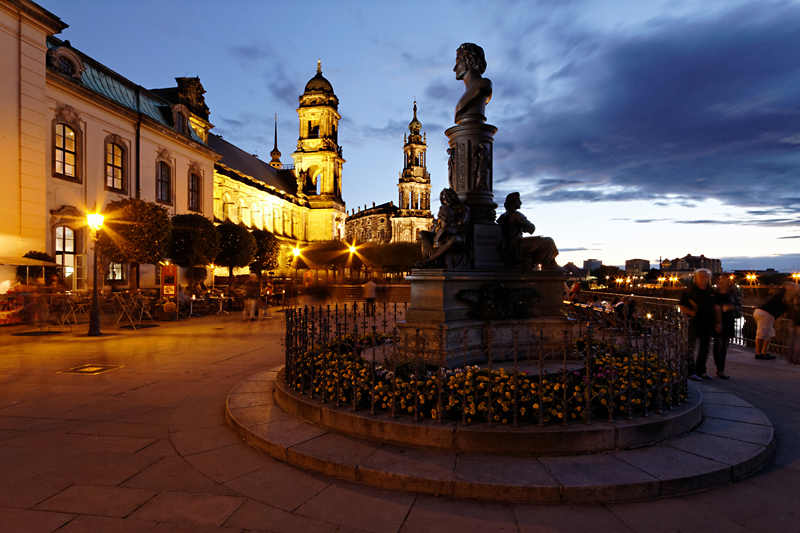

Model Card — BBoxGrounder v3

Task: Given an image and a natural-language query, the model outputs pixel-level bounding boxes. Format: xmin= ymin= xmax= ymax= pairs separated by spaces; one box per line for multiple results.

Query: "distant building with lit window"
xmin=661 ymin=254 xmax=722 ymax=274
xmin=625 ymin=259 xmax=650 ymax=277
xmin=583 ymin=259 xmax=602 ymax=272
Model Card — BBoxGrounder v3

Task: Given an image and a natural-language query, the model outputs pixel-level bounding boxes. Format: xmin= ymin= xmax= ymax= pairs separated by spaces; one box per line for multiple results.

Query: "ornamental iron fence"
xmin=284 ymin=301 xmax=690 ymax=427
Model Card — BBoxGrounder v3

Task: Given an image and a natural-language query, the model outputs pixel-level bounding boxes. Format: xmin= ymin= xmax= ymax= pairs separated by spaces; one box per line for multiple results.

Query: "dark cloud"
xmin=492 ymin=2 xmax=800 ymax=225
xmin=227 ymin=45 xmax=271 ymax=63
xmin=721 ymin=253 xmax=800 ymax=271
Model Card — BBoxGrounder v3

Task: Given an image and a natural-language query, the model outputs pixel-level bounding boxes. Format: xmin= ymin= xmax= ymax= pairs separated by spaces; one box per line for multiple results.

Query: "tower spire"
xmin=269 ymin=113 xmax=282 ymax=169
xmin=317 ymin=59 xmax=321 ymax=74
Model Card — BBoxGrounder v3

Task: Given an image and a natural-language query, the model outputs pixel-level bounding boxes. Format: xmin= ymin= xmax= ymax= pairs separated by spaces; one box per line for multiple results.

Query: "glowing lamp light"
xmin=349 ymin=245 xmax=357 ymax=254
xmin=292 ymin=247 xmax=301 ymax=257
xmin=86 ymin=213 xmax=104 ymax=231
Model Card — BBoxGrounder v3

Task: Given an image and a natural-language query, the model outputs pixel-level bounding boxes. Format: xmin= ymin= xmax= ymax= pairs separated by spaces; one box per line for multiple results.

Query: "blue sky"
xmin=40 ymin=0 xmax=800 ymax=270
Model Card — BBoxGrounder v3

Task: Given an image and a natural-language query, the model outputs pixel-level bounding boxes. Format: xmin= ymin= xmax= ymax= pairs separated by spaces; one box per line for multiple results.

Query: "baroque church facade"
xmin=345 ymin=102 xmax=433 ymax=244
xmin=0 ymin=0 xmax=346 ymax=289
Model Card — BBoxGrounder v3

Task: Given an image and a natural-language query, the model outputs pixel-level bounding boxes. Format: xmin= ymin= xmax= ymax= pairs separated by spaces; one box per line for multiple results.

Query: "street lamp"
xmin=86 ymin=211 xmax=104 ymax=336
xmin=292 ymin=247 xmax=301 ymax=305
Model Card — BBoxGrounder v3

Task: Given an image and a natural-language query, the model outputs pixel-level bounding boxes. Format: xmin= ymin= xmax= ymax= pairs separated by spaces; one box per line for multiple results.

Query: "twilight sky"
xmin=40 ymin=0 xmax=800 ymax=270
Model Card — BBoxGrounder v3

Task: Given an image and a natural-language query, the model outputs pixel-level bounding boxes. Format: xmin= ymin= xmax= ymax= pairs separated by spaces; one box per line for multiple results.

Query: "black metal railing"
xmin=588 ymin=291 xmax=797 ymax=357
xmin=284 ymin=302 xmax=689 ymax=427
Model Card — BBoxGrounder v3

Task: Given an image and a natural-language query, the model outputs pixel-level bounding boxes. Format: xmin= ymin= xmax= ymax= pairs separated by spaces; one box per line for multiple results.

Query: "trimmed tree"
xmin=96 ymin=198 xmax=171 ymax=290
xmin=169 ymin=213 xmax=220 ymax=294
xmin=215 ymin=221 xmax=256 ymax=281
xmin=250 ymin=228 xmax=280 ymax=276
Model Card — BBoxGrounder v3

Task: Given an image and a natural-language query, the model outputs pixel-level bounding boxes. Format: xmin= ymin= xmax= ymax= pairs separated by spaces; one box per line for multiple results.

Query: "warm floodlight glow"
xmin=86 ymin=213 xmax=104 ymax=231
xmin=349 ymin=245 xmax=356 ymax=254
xmin=292 ymin=247 xmax=301 ymax=257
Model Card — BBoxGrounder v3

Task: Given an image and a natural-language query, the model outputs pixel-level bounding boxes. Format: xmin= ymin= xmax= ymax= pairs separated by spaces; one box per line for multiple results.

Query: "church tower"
xmin=292 ymin=60 xmax=346 ymax=240
xmin=393 ymin=101 xmax=433 ymax=242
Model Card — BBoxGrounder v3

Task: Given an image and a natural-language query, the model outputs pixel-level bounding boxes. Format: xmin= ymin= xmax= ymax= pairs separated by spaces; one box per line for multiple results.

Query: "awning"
xmin=0 ymin=257 xmax=60 ymax=267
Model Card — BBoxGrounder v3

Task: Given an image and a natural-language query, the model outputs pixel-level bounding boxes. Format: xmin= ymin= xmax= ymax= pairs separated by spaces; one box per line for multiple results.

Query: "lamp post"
xmin=86 ymin=212 xmax=104 ymax=336
xmin=292 ymin=247 xmax=300 ymax=305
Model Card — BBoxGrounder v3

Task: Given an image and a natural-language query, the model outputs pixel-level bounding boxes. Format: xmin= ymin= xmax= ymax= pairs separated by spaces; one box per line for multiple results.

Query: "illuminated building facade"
xmin=0 ymin=0 xmax=348 ymax=285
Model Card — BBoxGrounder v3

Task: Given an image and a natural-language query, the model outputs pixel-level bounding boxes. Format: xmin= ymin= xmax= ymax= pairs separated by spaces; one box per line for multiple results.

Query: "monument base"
xmin=398 ymin=269 xmax=571 ymax=366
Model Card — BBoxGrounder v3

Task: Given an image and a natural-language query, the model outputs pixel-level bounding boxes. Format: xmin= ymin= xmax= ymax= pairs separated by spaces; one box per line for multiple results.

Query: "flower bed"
xmin=288 ymin=333 xmax=686 ymax=426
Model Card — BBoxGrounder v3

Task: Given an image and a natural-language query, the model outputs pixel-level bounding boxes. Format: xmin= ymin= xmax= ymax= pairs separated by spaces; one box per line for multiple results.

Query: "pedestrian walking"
xmin=243 ymin=274 xmax=260 ymax=321
xmin=679 ymin=269 xmax=721 ymax=381
xmin=363 ymin=278 xmax=377 ymax=317
xmin=713 ymin=276 xmax=741 ymax=379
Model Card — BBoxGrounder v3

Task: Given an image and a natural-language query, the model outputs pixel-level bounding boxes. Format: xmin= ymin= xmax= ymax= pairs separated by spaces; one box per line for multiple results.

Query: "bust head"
xmin=455 ymin=43 xmax=487 ymax=78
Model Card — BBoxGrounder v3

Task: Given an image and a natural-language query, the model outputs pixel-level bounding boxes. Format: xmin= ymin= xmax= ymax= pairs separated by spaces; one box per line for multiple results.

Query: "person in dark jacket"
xmin=679 ymin=269 xmax=721 ymax=380
xmin=713 ymin=276 xmax=741 ymax=378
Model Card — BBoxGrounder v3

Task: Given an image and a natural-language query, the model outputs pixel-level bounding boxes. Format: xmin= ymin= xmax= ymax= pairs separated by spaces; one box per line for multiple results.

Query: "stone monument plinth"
xmin=398 ymin=269 xmax=570 ymax=366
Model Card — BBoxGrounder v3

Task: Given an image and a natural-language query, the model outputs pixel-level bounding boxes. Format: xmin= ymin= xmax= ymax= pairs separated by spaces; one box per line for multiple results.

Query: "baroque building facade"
xmin=0 ymin=1 xmax=218 ymax=290
xmin=0 ymin=0 xmax=347 ymax=287
xmin=345 ymin=102 xmax=432 ymax=244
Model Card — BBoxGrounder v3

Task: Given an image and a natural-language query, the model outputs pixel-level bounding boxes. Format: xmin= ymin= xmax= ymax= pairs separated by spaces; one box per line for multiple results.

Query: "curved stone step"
xmin=272 ymin=369 xmax=703 ymax=456
xmin=225 ymin=369 xmax=775 ymax=504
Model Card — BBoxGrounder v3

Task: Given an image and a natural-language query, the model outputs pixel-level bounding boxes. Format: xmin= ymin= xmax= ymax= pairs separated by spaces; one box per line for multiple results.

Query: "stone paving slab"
xmin=227 ymin=368 xmax=776 ymax=504
xmin=1 ymin=312 xmax=795 ymax=531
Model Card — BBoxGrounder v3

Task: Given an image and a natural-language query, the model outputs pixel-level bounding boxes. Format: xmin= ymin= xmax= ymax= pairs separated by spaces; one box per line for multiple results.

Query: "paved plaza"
xmin=0 ymin=312 xmax=798 ymax=532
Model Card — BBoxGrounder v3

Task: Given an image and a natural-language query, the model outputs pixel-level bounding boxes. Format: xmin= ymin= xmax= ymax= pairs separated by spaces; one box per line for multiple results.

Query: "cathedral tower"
xmin=292 ymin=60 xmax=346 ymax=240
xmin=393 ymin=101 xmax=433 ymax=242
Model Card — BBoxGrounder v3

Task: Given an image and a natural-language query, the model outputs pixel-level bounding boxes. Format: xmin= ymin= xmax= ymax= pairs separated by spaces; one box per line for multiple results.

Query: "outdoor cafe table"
xmin=209 ymin=295 xmax=232 ymax=315
xmin=113 ymin=292 xmax=154 ymax=329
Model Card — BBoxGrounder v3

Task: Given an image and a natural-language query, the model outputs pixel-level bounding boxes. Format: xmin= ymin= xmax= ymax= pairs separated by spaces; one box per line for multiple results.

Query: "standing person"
xmin=679 ymin=269 xmax=721 ymax=381
xmin=363 ymin=278 xmax=377 ymax=317
xmin=243 ymin=274 xmax=260 ymax=322
xmin=568 ymin=281 xmax=581 ymax=303
xmin=713 ymin=276 xmax=741 ymax=379
xmin=754 ymin=282 xmax=800 ymax=360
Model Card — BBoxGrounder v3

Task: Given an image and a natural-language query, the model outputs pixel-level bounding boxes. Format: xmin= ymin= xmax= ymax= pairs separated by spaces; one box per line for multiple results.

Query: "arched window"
xmin=54 ymin=226 xmax=76 ymax=289
xmin=188 ymin=173 xmax=201 ymax=211
xmin=264 ymin=207 xmax=272 ymax=232
xmin=106 ymin=142 xmax=124 ymax=191
xmin=238 ymin=199 xmax=247 ymax=226
xmin=284 ymin=211 xmax=292 ymax=237
xmin=274 ymin=207 xmax=283 ymax=234
xmin=175 ymin=112 xmax=186 ymax=134
xmin=156 ymin=161 xmax=171 ymax=203
xmin=221 ymin=194 xmax=231 ymax=221
xmin=54 ymin=124 xmax=77 ymax=179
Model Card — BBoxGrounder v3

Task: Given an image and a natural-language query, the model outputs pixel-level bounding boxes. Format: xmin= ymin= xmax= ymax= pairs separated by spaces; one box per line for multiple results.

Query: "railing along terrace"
xmin=284 ymin=302 xmax=689 ymax=427
xmin=589 ymin=291 xmax=798 ymax=358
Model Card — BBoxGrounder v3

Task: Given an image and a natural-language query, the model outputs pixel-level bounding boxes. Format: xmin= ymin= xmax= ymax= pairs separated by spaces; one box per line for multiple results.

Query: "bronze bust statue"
xmin=454 ymin=43 xmax=492 ymax=124
xmin=497 ymin=192 xmax=561 ymax=270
